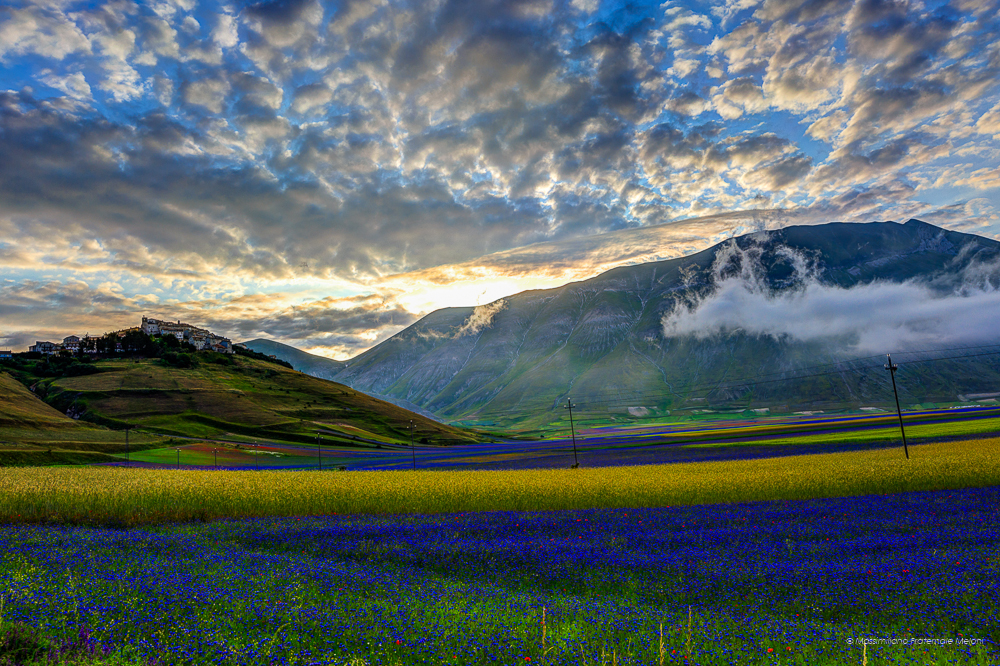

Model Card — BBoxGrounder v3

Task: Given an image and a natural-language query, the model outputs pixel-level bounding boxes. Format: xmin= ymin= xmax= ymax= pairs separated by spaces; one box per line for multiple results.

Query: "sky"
xmin=1 ymin=0 xmax=999 ymax=359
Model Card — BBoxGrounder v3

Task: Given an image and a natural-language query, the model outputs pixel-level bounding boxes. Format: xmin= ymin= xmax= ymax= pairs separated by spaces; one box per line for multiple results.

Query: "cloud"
xmin=0 ymin=5 xmax=91 ymax=61
xmin=456 ymin=299 xmax=507 ymax=337
xmin=212 ymin=11 xmax=239 ymax=49
xmin=182 ymin=77 xmax=230 ymax=113
xmin=845 ymin=0 xmax=958 ymax=80
xmin=0 ymin=278 xmax=162 ymax=348
xmin=290 ymin=82 xmax=331 ymax=114
xmin=1 ymin=0 xmax=998 ymax=359
xmin=739 ymin=153 xmax=813 ymax=192
xmin=712 ymin=77 xmax=766 ymax=119
xmin=141 ymin=16 xmax=181 ymax=60
xmin=952 ymin=167 xmax=1000 ymax=190
xmin=662 ymin=240 xmax=1000 ymax=354
xmin=976 ymin=101 xmax=1000 ymax=138
xmin=191 ymin=292 xmax=420 ymax=356
xmin=806 ymin=109 xmax=848 ymax=143
xmin=38 ymin=70 xmax=92 ymax=100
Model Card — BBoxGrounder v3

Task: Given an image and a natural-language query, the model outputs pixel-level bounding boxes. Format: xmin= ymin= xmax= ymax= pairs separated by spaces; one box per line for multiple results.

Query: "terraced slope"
xmin=30 ymin=356 xmax=481 ymax=446
xmin=0 ymin=370 xmax=162 ymax=463
xmin=254 ymin=220 xmax=1000 ymax=428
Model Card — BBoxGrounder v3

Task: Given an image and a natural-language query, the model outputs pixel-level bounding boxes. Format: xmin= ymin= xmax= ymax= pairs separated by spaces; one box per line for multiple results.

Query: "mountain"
xmin=241 ymin=339 xmax=346 ymax=379
xmin=256 ymin=220 xmax=1000 ymax=428
xmin=7 ymin=354 xmax=481 ymax=446
xmin=240 ymin=339 xmax=446 ymax=422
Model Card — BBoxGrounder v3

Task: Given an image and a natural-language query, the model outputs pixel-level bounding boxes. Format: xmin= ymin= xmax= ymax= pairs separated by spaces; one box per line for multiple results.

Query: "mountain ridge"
xmin=248 ymin=220 xmax=1000 ymax=427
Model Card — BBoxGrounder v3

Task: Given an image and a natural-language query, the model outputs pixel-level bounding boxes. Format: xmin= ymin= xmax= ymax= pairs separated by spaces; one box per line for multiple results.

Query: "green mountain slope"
xmin=271 ymin=220 xmax=1000 ymax=428
xmin=17 ymin=356 xmax=481 ymax=446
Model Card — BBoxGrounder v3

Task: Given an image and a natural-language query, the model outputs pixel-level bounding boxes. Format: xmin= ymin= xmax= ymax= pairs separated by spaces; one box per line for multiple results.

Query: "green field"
xmin=681 ymin=415 xmax=1000 ymax=448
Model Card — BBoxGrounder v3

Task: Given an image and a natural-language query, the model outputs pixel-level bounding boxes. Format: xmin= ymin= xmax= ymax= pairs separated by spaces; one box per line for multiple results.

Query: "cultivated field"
xmin=0 ymin=438 xmax=997 ymax=526
xmin=0 ymin=358 xmax=481 ymax=453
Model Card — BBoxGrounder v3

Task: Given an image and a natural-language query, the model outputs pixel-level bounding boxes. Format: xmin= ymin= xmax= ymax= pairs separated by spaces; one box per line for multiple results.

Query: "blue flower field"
xmin=1 ymin=486 xmax=997 ymax=665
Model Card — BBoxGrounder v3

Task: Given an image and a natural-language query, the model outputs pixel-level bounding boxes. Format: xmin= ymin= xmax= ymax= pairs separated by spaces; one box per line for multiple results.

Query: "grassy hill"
xmin=16 ymin=354 xmax=481 ymax=448
xmin=0 ymin=371 xmax=166 ymax=465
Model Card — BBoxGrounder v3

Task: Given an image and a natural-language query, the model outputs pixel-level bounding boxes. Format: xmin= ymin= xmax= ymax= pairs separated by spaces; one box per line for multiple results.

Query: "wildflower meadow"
xmin=1 ymin=484 xmax=997 ymax=665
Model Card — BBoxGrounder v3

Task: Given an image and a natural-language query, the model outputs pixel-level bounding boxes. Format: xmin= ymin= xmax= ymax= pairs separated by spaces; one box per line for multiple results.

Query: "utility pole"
xmin=213 ymin=448 xmax=218 ymax=470
xmin=125 ymin=424 xmax=130 ymax=465
xmin=884 ymin=354 xmax=909 ymax=459
xmin=409 ymin=420 xmax=415 ymax=471
xmin=175 ymin=448 xmax=180 ymax=469
xmin=316 ymin=434 xmax=322 ymax=471
xmin=565 ymin=398 xmax=579 ymax=468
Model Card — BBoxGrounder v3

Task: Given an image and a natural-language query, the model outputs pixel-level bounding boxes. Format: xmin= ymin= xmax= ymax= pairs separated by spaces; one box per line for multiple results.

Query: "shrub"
xmin=161 ymin=352 xmax=194 ymax=369
xmin=0 ymin=622 xmax=48 ymax=665
xmin=63 ymin=363 xmax=100 ymax=377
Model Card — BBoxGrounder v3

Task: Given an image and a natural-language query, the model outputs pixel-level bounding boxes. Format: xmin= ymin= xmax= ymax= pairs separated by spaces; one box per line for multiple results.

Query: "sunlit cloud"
xmin=0 ymin=0 xmax=998 ymax=358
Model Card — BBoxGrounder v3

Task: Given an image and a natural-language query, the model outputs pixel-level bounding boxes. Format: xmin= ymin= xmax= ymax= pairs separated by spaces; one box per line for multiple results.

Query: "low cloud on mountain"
xmin=662 ymin=241 xmax=1000 ymax=354
xmin=456 ymin=300 xmax=508 ymax=338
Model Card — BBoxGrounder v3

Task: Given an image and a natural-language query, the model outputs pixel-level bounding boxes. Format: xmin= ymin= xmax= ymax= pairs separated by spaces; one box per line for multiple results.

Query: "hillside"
xmin=259 ymin=220 xmax=1000 ymax=428
xmin=0 ymin=370 xmax=164 ymax=464
xmin=1 ymin=370 xmax=80 ymax=429
xmin=242 ymin=337 xmax=455 ymax=422
xmin=22 ymin=355 xmax=481 ymax=446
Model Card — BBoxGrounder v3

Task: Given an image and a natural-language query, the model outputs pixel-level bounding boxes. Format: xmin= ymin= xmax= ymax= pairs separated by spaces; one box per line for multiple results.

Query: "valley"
xmin=2 ymin=220 xmax=999 ymax=665
xmin=249 ymin=220 xmax=1000 ymax=430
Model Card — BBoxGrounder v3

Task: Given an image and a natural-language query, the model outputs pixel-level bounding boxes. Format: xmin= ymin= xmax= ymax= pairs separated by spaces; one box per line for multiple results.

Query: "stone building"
xmin=140 ymin=316 xmax=233 ymax=353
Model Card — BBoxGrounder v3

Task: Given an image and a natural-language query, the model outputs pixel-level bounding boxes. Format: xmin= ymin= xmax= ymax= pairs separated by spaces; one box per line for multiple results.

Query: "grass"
xmin=684 ymin=415 xmax=1000 ymax=448
xmin=0 ymin=437 xmax=997 ymax=526
xmin=16 ymin=358 xmax=481 ymax=447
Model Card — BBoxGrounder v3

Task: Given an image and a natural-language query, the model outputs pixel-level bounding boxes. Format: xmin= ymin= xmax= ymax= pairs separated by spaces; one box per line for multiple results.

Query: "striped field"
xmin=1 ymin=437 xmax=997 ymax=526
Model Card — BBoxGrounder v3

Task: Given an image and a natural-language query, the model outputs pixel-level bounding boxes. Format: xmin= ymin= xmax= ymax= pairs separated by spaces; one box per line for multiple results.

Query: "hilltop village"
xmin=26 ymin=317 xmax=235 ymax=356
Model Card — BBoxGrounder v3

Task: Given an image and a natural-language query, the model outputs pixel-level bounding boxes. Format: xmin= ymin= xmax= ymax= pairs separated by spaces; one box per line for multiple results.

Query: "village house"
xmin=28 ymin=341 xmax=60 ymax=354
xmin=81 ymin=335 xmax=101 ymax=354
xmin=21 ymin=318 xmax=234 ymax=355
xmin=140 ymin=316 xmax=234 ymax=353
xmin=0 ymin=350 xmax=12 ymax=359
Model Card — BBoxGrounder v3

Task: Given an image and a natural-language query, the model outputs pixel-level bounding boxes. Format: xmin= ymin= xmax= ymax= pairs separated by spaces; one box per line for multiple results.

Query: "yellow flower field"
xmin=1 ymin=437 xmax=998 ymax=526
